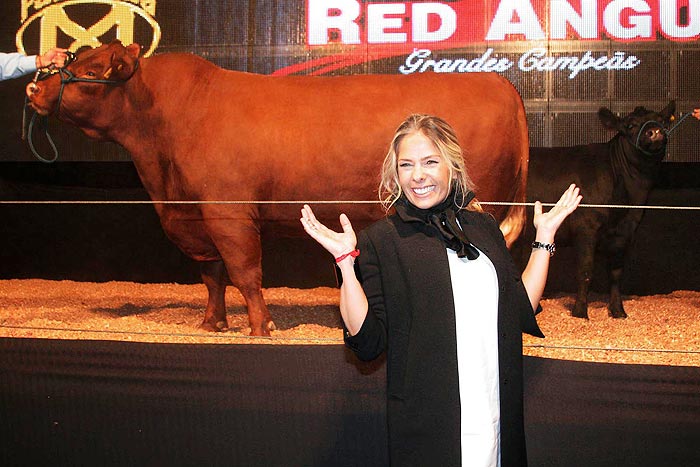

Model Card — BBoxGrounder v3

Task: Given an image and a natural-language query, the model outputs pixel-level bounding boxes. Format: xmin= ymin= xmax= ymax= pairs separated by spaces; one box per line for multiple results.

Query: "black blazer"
xmin=345 ymin=208 xmax=543 ymax=467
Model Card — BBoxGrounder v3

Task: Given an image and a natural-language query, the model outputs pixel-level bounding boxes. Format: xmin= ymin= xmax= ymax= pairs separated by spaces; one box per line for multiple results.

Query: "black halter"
xmin=32 ymin=51 xmax=140 ymax=116
xmin=24 ymin=50 xmax=139 ymax=162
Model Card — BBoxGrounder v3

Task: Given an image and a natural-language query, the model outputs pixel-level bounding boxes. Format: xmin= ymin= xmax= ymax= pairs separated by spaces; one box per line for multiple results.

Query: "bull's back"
xmin=136 ymin=56 xmax=528 ymax=241
xmin=191 ymin=70 xmax=526 ymax=218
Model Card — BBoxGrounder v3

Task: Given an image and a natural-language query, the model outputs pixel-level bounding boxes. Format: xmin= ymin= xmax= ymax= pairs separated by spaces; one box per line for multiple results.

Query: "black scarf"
xmin=394 ymin=189 xmax=480 ymax=260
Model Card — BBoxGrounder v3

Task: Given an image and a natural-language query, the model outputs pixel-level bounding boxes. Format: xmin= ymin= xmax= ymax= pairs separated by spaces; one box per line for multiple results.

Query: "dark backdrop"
xmin=1 ymin=161 xmax=698 ymax=294
xmin=1 ymin=338 xmax=699 ymax=467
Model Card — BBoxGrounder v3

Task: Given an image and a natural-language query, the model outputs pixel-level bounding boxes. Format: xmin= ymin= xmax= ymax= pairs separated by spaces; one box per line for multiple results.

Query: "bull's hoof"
xmin=608 ymin=307 xmax=628 ymax=319
xmin=571 ymin=304 xmax=589 ymax=320
xmin=248 ymin=320 xmax=276 ymax=337
xmin=200 ymin=320 xmax=229 ymax=332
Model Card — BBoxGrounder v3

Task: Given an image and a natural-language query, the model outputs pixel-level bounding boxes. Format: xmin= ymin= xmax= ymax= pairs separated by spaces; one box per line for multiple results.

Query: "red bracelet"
xmin=335 ymin=249 xmax=360 ymax=263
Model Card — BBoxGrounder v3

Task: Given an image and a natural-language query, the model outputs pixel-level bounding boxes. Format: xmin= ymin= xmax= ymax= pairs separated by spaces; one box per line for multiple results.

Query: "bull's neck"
xmin=102 ymin=82 xmax=161 ymax=154
xmin=610 ymin=134 xmax=663 ymax=180
xmin=609 ymin=134 xmax=662 ymax=204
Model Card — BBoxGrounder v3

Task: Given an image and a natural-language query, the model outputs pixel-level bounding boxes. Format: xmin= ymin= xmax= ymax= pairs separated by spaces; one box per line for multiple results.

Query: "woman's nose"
xmin=411 ymin=166 xmax=424 ymax=181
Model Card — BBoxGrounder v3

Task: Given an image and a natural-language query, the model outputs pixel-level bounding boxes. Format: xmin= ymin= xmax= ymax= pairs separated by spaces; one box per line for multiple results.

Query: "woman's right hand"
xmin=300 ymin=204 xmax=357 ymax=259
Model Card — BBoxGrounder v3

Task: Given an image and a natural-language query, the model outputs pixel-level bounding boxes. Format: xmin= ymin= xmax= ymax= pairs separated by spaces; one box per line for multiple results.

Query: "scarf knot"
xmin=395 ymin=189 xmax=480 ymax=260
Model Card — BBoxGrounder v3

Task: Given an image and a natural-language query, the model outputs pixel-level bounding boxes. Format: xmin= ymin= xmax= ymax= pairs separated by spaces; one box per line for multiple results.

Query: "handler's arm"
xmin=521 ymin=184 xmax=581 ymax=310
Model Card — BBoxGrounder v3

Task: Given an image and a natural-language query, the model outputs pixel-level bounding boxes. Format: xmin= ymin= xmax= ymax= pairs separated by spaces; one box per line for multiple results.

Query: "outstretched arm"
xmin=521 ymin=184 xmax=582 ymax=310
xmin=0 ymin=48 xmax=68 ymax=81
xmin=300 ymin=205 xmax=368 ymax=335
xmin=36 ymin=48 xmax=68 ymax=69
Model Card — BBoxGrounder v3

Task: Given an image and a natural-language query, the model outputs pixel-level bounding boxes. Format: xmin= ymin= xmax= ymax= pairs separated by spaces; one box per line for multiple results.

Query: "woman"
xmin=300 ymin=114 xmax=580 ymax=466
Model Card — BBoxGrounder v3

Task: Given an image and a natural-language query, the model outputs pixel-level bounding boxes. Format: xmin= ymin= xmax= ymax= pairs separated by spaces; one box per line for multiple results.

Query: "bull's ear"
xmin=125 ymin=43 xmax=141 ymax=59
xmin=661 ymin=100 xmax=676 ymax=121
xmin=598 ymin=107 xmax=621 ymax=131
xmin=110 ymin=43 xmax=141 ymax=81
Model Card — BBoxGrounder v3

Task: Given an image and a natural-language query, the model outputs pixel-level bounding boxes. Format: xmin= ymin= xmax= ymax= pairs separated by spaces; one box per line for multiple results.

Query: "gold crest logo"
xmin=16 ymin=0 xmax=161 ymax=57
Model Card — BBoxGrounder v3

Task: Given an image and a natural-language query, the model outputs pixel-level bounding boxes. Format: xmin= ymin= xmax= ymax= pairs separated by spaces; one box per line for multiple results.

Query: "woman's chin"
xmin=407 ymin=196 xmax=437 ymax=209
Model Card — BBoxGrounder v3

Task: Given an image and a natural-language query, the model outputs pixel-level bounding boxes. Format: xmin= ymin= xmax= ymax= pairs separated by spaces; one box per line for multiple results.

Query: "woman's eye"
xmin=398 ymin=162 xmax=412 ymax=168
xmin=426 ymin=159 xmax=439 ymax=165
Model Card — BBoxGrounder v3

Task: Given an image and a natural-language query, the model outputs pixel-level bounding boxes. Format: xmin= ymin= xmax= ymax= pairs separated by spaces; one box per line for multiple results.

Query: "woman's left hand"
xmin=532 ymin=183 xmax=582 ymax=241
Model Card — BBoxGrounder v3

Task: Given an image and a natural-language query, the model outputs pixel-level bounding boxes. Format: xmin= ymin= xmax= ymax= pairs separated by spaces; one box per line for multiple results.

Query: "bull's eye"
xmin=85 ymin=71 xmax=96 ymax=78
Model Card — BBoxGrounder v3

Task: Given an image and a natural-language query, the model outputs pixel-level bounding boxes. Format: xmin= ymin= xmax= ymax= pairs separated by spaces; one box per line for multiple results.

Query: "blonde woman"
xmin=301 ymin=114 xmax=580 ymax=466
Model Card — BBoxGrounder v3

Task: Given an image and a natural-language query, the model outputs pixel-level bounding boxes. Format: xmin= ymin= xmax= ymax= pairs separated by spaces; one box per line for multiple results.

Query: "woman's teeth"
xmin=413 ymin=186 xmax=434 ymax=195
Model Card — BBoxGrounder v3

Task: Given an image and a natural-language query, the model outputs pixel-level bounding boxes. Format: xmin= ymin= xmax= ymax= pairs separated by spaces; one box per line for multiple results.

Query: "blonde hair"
xmin=379 ymin=114 xmax=481 ymax=212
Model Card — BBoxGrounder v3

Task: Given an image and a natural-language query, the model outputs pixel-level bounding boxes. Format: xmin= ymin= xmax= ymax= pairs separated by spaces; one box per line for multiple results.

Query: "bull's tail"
xmin=499 ymin=180 xmax=526 ymax=248
xmin=498 ymin=99 xmax=529 ymax=248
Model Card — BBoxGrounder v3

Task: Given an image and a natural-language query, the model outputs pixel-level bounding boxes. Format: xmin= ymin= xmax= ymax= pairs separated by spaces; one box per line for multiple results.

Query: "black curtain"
xmin=1 ymin=338 xmax=699 ymax=467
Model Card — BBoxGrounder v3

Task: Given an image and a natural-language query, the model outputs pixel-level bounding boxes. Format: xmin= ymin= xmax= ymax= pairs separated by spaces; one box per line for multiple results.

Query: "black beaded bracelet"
xmin=532 ymin=241 xmax=556 ymax=257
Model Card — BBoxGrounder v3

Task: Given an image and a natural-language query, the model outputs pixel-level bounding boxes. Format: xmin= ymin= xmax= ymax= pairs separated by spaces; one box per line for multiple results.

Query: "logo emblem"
xmin=17 ymin=0 xmax=161 ymax=57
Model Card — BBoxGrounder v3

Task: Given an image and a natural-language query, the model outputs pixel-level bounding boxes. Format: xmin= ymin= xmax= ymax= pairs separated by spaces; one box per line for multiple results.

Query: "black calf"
xmin=525 ymin=101 xmax=675 ymax=319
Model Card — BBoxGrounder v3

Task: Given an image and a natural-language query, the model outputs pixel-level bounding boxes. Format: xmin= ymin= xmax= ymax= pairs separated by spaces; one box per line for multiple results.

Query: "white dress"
xmin=447 ymin=247 xmax=501 ymax=467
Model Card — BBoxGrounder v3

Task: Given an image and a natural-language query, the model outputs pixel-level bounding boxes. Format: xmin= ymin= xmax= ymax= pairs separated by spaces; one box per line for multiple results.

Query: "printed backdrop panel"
xmin=2 ymin=0 xmax=699 ymax=162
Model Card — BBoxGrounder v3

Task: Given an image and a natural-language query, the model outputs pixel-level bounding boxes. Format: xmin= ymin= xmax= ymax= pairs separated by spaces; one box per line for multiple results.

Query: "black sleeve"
xmin=343 ymin=229 xmax=389 ymax=361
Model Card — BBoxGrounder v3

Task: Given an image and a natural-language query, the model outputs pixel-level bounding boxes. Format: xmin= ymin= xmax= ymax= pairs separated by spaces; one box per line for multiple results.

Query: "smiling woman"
xmin=381 ymin=114 xmax=478 ymax=211
xmin=300 ymin=113 xmax=581 ymax=466
xmin=396 ymin=130 xmax=453 ymax=209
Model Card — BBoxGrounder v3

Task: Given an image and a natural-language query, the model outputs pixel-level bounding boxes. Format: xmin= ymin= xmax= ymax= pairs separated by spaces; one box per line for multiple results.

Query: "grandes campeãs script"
xmin=399 ymin=48 xmax=641 ymax=79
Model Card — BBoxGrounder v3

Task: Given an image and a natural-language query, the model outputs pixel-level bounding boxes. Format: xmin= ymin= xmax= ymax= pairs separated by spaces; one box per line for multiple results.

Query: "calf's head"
xmin=26 ymin=40 xmax=141 ymax=130
xmin=598 ymin=101 xmax=675 ymax=160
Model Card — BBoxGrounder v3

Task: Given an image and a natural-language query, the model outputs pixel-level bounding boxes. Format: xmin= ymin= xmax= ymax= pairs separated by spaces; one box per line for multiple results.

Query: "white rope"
xmin=0 ymin=199 xmax=698 ymax=210
xmin=484 ymin=201 xmax=700 ymax=210
xmin=0 ymin=323 xmax=344 ymax=343
xmin=524 ymin=343 xmax=700 ymax=355
xmin=1 ymin=323 xmax=697 ymax=353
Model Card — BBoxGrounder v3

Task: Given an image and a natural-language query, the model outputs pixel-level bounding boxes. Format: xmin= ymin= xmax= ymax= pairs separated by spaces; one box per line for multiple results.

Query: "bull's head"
xmin=26 ymin=40 xmax=141 ymax=126
xmin=598 ymin=101 xmax=675 ymax=158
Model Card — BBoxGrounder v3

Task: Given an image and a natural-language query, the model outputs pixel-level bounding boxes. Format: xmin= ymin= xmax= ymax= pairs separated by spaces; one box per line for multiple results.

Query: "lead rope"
xmin=666 ymin=110 xmax=693 ymax=134
xmin=22 ymin=65 xmax=61 ymax=163
xmin=22 ymin=99 xmax=59 ymax=163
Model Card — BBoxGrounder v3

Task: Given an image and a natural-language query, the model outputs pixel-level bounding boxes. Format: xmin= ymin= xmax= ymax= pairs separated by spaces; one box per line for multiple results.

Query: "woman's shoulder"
xmin=361 ymin=215 xmax=400 ymax=239
xmin=459 ymin=208 xmax=498 ymax=226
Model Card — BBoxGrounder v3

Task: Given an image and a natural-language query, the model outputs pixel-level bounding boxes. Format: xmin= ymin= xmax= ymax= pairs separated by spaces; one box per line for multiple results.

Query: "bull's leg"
xmin=608 ymin=267 xmax=627 ymax=319
xmin=572 ymin=236 xmax=597 ymax=319
xmin=199 ymin=260 xmax=229 ymax=332
xmin=205 ymin=214 xmax=276 ymax=336
xmin=606 ymin=236 xmax=632 ymax=319
xmin=606 ymin=214 xmax=639 ymax=319
xmin=238 ymin=284 xmax=276 ymax=337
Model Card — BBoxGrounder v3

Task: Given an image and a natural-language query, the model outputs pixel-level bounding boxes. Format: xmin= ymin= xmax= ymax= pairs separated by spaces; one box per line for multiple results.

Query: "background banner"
xmin=2 ymin=0 xmax=700 ymax=162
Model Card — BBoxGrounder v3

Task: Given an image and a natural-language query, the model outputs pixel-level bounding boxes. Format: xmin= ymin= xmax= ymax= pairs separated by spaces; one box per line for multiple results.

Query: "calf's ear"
xmin=598 ymin=107 xmax=621 ymax=131
xmin=661 ymin=100 xmax=676 ymax=121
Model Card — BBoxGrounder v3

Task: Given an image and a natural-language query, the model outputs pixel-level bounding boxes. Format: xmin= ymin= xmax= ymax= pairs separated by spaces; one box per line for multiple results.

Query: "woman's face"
xmin=397 ymin=131 xmax=452 ymax=209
